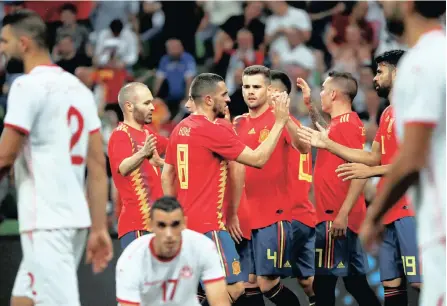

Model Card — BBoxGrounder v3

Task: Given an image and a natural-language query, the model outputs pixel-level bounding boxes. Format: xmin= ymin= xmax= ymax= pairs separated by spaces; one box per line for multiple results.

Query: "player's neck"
xmin=123 ymin=119 xmax=144 ymax=131
xmin=195 ymin=107 xmax=216 ymax=122
xmin=330 ymin=104 xmax=352 ymax=119
xmin=248 ymin=102 xmax=269 ymax=118
xmin=23 ymin=51 xmax=53 ymax=74
xmin=405 ymin=17 xmax=443 ymax=47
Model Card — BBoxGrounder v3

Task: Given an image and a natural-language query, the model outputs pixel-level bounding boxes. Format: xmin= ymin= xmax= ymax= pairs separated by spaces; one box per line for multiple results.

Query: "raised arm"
xmin=235 ymin=93 xmax=289 ymax=168
xmin=296 ymin=77 xmax=329 ymax=129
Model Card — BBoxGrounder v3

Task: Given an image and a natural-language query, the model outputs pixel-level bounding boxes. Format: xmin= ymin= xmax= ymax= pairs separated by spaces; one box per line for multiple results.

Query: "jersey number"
xmin=298 ymin=153 xmax=312 ymax=182
xmin=177 ymin=144 xmax=189 ymax=189
xmin=162 ymin=279 xmax=179 ymax=301
xmin=67 ymin=106 xmax=85 ymax=165
xmin=381 ymin=135 xmax=386 ymax=155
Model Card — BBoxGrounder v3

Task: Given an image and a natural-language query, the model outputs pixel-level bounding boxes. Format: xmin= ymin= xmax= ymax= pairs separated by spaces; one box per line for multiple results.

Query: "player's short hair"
xmin=150 ymin=196 xmax=184 ymax=219
xmin=243 ymin=65 xmax=271 ymax=84
xmin=2 ymin=9 xmax=48 ymax=50
xmin=328 ymin=71 xmax=358 ymax=102
xmin=109 ymin=19 xmax=124 ymax=36
xmin=190 ymin=73 xmax=224 ymax=103
xmin=414 ymin=1 xmax=445 ymax=19
xmin=60 ymin=3 xmax=77 ymax=14
xmin=117 ymin=82 xmax=149 ymax=109
xmin=270 ymin=70 xmax=292 ymax=94
xmin=375 ymin=50 xmax=405 ymax=68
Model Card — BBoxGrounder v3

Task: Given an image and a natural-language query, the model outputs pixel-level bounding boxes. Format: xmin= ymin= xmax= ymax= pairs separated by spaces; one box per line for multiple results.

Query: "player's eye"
xmin=171 ymin=221 xmax=180 ymax=228
xmin=157 ymin=222 xmax=166 ymax=228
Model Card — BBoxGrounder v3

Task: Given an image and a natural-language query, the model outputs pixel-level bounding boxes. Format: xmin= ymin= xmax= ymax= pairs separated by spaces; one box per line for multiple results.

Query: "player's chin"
xmin=145 ymin=117 xmax=153 ymax=124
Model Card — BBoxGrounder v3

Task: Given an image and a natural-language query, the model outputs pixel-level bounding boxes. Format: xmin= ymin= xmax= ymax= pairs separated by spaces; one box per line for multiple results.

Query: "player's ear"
xmin=204 ymin=94 xmax=213 ymax=107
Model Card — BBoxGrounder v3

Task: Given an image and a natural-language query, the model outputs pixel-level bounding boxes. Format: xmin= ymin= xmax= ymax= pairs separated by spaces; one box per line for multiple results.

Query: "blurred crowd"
xmin=0 ymin=0 xmax=412 ymax=234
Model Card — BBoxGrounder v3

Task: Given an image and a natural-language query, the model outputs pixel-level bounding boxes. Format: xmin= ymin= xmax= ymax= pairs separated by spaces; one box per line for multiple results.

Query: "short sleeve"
xmin=199 ymin=236 xmax=225 ymax=284
xmin=205 ymin=123 xmax=246 ymax=161
xmin=332 ymin=120 xmax=365 ymax=150
xmin=108 ymin=131 xmax=133 ymax=173
xmin=398 ymin=63 xmax=445 ymax=126
xmin=4 ymin=76 xmax=43 ymax=135
xmin=85 ymin=91 xmax=101 ymax=134
xmin=116 ymin=250 xmax=142 ymax=304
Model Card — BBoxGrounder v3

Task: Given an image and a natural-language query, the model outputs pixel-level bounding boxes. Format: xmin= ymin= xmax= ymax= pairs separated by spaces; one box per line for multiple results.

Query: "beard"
xmin=5 ymin=57 xmax=24 ymax=74
xmin=375 ymin=84 xmax=391 ymax=98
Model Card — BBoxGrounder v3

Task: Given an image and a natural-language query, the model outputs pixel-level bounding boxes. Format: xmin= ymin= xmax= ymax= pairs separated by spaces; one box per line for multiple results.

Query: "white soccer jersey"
xmin=116 ymin=229 xmax=225 ymax=306
xmin=392 ymin=29 xmax=446 ymax=305
xmin=3 ymin=65 xmax=98 ymax=231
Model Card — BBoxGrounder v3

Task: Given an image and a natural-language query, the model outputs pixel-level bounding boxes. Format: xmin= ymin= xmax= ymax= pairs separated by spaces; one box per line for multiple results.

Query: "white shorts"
xmin=12 ymin=228 xmax=87 ymax=306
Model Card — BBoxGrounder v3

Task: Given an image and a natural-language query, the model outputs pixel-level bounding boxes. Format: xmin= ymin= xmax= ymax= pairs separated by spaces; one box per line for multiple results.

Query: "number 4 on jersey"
xmin=67 ymin=106 xmax=85 ymax=165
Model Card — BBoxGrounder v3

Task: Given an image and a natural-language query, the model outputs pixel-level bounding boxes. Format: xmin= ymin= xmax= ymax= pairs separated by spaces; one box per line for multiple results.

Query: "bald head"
xmin=118 ymin=82 xmax=153 ymax=110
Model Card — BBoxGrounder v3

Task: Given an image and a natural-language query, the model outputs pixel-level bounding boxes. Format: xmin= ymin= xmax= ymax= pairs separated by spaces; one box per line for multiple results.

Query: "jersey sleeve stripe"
xmin=202 ymin=276 xmax=225 ymax=284
xmin=404 ymin=121 xmax=437 ymax=128
xmin=116 ymin=298 xmax=140 ymax=305
xmin=89 ymin=127 xmax=100 ymax=134
xmin=4 ymin=123 xmax=30 ymax=135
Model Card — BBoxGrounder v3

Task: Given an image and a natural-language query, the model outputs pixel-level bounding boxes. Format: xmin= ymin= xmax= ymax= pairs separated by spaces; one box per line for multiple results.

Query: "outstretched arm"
xmin=296 ymin=77 xmax=329 ymax=129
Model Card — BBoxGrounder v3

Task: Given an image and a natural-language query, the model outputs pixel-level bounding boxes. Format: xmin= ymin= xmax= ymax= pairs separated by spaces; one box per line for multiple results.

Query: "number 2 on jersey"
xmin=177 ymin=144 xmax=189 ymax=189
xmin=298 ymin=153 xmax=312 ymax=182
xmin=67 ymin=106 xmax=84 ymax=165
xmin=162 ymin=279 xmax=179 ymax=301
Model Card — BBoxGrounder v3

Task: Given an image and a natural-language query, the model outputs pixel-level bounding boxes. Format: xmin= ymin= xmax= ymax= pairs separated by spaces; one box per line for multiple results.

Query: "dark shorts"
xmin=379 ymin=217 xmax=422 ymax=283
xmin=251 ymin=221 xmax=293 ymax=277
xmin=291 ymin=220 xmax=316 ymax=279
xmin=119 ymin=230 xmax=150 ymax=249
xmin=235 ymin=238 xmax=255 ymax=278
xmin=315 ymin=221 xmax=368 ymax=277
xmin=204 ymin=230 xmax=247 ymax=284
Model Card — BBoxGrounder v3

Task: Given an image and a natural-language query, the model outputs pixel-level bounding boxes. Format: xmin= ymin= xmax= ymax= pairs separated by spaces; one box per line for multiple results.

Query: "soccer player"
xmin=108 ymin=82 xmax=168 ymax=249
xmin=270 ymin=70 xmax=316 ymax=306
xmin=0 ymin=10 xmax=112 ymax=306
xmin=296 ymin=72 xmax=380 ymax=305
xmin=297 ymin=50 xmax=422 ymax=305
xmin=116 ymin=196 xmax=230 ymax=306
xmin=234 ymin=65 xmax=309 ymax=306
xmin=361 ymin=2 xmax=446 ymax=305
xmin=184 ymin=87 xmax=252 ymax=305
xmin=161 ymin=72 xmax=290 ymax=304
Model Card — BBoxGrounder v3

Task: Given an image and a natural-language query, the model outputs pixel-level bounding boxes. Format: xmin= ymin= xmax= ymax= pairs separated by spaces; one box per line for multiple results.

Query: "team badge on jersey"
xmin=180 ymin=265 xmax=193 ymax=279
xmin=258 ymin=128 xmax=270 ymax=143
xmin=232 ymin=260 xmax=241 ymax=276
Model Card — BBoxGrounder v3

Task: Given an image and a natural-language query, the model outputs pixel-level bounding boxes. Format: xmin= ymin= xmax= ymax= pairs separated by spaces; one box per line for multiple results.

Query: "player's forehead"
xmin=153 ymin=208 xmax=183 ymax=222
xmin=376 ymin=62 xmax=389 ymax=72
xmin=0 ymin=25 xmax=14 ymax=41
xmin=242 ymin=74 xmax=266 ymax=86
xmin=135 ymin=86 xmax=153 ymax=103
xmin=270 ymin=80 xmax=285 ymax=92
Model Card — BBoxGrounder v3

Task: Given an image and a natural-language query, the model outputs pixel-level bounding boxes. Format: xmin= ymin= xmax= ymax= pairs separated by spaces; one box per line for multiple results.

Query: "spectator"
xmin=214 ymin=1 xmax=265 ymax=63
xmin=136 ymin=1 xmax=165 ymax=69
xmin=224 ymin=29 xmax=265 ymax=95
xmin=90 ymin=0 xmax=139 ymax=33
xmin=153 ymin=39 xmax=197 ymax=119
xmin=54 ymin=34 xmax=92 ymax=75
xmin=94 ymin=19 xmax=138 ymax=69
xmin=265 ymin=1 xmax=312 ymax=53
xmin=55 ymin=3 xmax=90 ymax=54
xmin=270 ymin=26 xmax=316 ymax=73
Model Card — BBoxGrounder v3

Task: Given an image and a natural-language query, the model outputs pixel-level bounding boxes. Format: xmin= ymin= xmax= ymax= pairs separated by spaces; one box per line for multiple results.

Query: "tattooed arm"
xmin=296 ymin=77 xmax=329 ymax=129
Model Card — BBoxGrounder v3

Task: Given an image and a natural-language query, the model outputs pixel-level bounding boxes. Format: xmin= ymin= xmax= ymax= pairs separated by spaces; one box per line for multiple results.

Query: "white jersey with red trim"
xmin=392 ymin=29 xmax=446 ymax=304
xmin=116 ymin=229 xmax=225 ymax=306
xmin=3 ymin=65 xmax=99 ymax=232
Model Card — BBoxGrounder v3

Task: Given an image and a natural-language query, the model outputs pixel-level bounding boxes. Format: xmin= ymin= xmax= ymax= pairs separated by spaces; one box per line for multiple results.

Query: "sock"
xmin=233 ymin=287 xmax=266 ymax=306
xmin=313 ymin=275 xmax=337 ymax=306
xmin=343 ymin=275 xmax=381 ymax=306
xmin=308 ymin=295 xmax=316 ymax=306
xmin=384 ymin=285 xmax=408 ymax=306
xmin=263 ymin=281 xmax=300 ymax=306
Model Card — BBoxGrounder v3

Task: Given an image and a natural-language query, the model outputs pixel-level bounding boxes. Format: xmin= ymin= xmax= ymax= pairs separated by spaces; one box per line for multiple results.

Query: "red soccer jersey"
xmin=313 ymin=112 xmax=366 ymax=233
xmin=218 ymin=119 xmax=251 ymax=240
xmin=108 ymin=123 xmax=166 ymax=237
xmin=288 ymin=146 xmax=316 ymax=228
xmin=234 ymin=108 xmax=293 ymax=229
xmin=165 ymin=115 xmax=246 ymax=234
xmin=374 ymin=106 xmax=414 ymax=224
